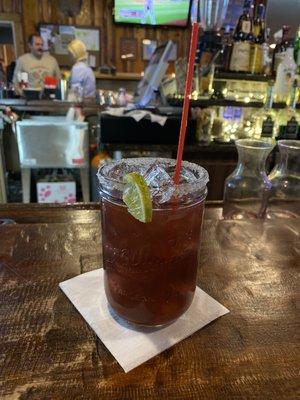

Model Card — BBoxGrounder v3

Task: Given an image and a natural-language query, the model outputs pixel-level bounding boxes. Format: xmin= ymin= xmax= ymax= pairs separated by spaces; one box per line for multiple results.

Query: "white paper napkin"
xmin=59 ymin=269 xmax=229 ymax=373
xmin=103 ymin=107 xmax=168 ymax=126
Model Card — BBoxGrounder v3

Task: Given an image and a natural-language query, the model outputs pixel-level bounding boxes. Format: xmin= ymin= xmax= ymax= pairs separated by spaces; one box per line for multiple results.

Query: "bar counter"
xmin=0 ymin=99 xmax=104 ymax=116
xmin=0 ymin=203 xmax=298 ymax=399
xmin=0 ymin=100 xmax=239 ymax=200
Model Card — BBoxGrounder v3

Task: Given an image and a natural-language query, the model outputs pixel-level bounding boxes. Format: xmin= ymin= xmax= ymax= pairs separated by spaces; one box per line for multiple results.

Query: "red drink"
xmin=98 ymin=158 xmax=208 ymax=327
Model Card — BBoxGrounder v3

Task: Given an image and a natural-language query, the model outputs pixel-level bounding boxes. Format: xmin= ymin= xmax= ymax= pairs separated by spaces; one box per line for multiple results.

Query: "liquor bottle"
xmin=250 ymin=3 xmax=265 ymax=74
xmin=288 ymin=79 xmax=299 ymax=109
xmin=196 ymin=31 xmax=222 ymax=96
xmin=271 ymin=25 xmax=291 ymax=76
xmin=220 ymin=25 xmax=233 ymax=72
xmin=262 ymin=28 xmax=271 ymax=75
xmin=277 ymin=80 xmax=300 ymax=139
xmin=294 ymin=26 xmax=300 ymax=74
xmin=281 ymin=112 xmax=299 ymax=140
xmin=253 ymin=80 xmax=277 ymax=138
xmin=274 ymin=43 xmax=296 ymax=103
xmin=260 ymin=80 xmax=277 ymax=138
xmin=229 ymin=0 xmax=253 ymax=73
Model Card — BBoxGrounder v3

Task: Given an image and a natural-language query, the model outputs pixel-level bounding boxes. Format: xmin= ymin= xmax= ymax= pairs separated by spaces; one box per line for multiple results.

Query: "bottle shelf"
xmin=167 ymin=97 xmax=300 ymax=110
xmin=167 ymin=97 xmax=264 ymax=108
xmin=214 ymin=72 xmax=270 ymax=82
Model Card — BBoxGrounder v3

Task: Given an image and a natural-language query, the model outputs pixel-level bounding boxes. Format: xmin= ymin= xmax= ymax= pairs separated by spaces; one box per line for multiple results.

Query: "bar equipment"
xmin=16 ymin=118 xmax=90 ymax=203
xmin=196 ymin=0 xmax=230 ymax=97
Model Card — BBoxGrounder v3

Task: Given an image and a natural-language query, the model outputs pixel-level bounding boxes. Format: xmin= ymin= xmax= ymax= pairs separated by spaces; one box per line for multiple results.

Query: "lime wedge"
xmin=122 ymin=172 xmax=152 ymax=223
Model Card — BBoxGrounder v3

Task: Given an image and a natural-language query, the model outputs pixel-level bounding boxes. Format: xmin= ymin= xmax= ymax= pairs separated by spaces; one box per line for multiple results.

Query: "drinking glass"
xmin=69 ymin=83 xmax=83 ymax=102
xmin=223 ymin=139 xmax=275 ymax=219
xmin=268 ymin=140 xmax=300 ymax=218
xmin=98 ymin=158 xmax=209 ymax=327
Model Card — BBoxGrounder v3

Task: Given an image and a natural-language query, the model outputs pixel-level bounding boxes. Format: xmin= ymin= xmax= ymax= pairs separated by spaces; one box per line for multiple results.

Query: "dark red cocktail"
xmin=98 ymin=158 xmax=208 ymax=327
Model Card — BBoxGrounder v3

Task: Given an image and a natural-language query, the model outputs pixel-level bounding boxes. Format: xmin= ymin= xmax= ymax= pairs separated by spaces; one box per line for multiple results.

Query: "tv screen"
xmin=114 ymin=0 xmax=191 ymax=27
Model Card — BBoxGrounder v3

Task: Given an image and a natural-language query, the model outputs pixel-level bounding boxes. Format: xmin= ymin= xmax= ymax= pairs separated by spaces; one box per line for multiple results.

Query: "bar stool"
xmin=16 ymin=118 xmax=90 ymax=203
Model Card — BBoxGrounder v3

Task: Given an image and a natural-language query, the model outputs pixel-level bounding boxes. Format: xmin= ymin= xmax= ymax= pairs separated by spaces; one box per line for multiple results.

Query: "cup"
xmin=98 ymin=158 xmax=209 ymax=327
xmin=69 ymin=83 xmax=83 ymax=102
xmin=59 ymin=79 xmax=67 ymax=101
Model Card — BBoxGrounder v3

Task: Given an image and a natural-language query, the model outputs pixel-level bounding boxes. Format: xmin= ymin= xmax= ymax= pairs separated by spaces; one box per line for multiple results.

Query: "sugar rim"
xmin=97 ymin=158 xmax=209 ymax=195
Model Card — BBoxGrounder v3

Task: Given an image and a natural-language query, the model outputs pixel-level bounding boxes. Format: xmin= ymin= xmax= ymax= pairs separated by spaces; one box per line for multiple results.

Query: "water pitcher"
xmin=268 ymin=140 xmax=300 ymax=218
xmin=223 ymin=139 xmax=275 ymax=219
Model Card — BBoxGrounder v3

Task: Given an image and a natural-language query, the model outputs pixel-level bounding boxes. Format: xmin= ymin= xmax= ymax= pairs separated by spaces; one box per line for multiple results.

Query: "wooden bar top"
xmin=0 ymin=203 xmax=298 ymax=399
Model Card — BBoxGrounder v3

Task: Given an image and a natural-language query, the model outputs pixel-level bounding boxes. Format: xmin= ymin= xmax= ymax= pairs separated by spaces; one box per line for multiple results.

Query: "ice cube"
xmin=157 ymin=186 xmax=175 ymax=204
xmin=144 ymin=165 xmax=175 ymax=203
xmin=102 ymin=159 xmax=148 ymax=181
xmin=144 ymin=165 xmax=172 ymax=188
xmin=180 ymin=167 xmax=197 ymax=183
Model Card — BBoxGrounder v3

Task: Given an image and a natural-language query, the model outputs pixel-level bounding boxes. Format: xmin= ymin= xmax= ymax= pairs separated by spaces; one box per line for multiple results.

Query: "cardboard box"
xmin=37 ymin=181 xmax=76 ymax=203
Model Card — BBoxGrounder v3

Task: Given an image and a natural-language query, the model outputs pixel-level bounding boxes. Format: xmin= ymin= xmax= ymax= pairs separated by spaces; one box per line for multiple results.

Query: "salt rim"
xmin=97 ymin=158 xmax=209 ymax=200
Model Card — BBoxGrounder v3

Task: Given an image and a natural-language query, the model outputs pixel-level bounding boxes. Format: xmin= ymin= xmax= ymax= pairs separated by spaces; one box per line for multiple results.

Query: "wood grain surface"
xmin=0 ymin=204 xmax=299 ymax=399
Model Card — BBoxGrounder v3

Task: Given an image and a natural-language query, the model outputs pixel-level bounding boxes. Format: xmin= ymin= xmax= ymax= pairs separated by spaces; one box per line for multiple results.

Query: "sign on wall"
xmin=39 ymin=24 xmax=100 ymax=67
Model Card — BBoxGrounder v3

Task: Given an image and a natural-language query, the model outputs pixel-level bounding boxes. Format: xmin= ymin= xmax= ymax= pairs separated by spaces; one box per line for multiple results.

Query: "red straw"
xmin=173 ymin=22 xmax=199 ymax=185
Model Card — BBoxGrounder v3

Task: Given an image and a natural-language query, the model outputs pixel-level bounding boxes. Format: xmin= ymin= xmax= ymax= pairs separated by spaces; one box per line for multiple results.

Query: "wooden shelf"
xmin=214 ymin=72 xmax=270 ymax=82
xmin=61 ymin=69 xmax=141 ymax=81
xmin=93 ymin=72 xmax=141 ymax=81
xmin=94 ymin=72 xmax=270 ymax=83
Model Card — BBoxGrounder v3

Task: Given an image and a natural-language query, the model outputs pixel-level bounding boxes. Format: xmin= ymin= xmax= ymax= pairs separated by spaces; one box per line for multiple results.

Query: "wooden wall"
xmin=0 ymin=0 xmax=191 ymax=73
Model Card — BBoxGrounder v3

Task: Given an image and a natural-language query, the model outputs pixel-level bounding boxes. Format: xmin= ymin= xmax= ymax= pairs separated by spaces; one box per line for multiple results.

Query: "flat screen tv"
xmin=114 ymin=0 xmax=192 ymax=27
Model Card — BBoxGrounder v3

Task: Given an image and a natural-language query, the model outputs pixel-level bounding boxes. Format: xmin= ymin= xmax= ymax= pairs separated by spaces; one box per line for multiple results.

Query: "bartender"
xmin=68 ymin=39 xmax=96 ymax=99
xmin=13 ymin=33 xmax=61 ymax=92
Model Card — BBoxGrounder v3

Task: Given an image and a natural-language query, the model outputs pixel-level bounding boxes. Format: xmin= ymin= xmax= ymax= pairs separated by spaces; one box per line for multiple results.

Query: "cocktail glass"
xmin=98 ymin=158 xmax=209 ymax=327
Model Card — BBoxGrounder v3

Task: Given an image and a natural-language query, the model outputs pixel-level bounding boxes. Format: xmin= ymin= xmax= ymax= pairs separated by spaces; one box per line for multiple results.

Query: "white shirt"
xmin=13 ymin=53 xmax=61 ymax=88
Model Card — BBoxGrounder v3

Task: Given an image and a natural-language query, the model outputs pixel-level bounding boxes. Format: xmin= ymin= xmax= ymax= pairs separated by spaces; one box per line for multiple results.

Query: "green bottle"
xmin=294 ymin=26 xmax=300 ymax=74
